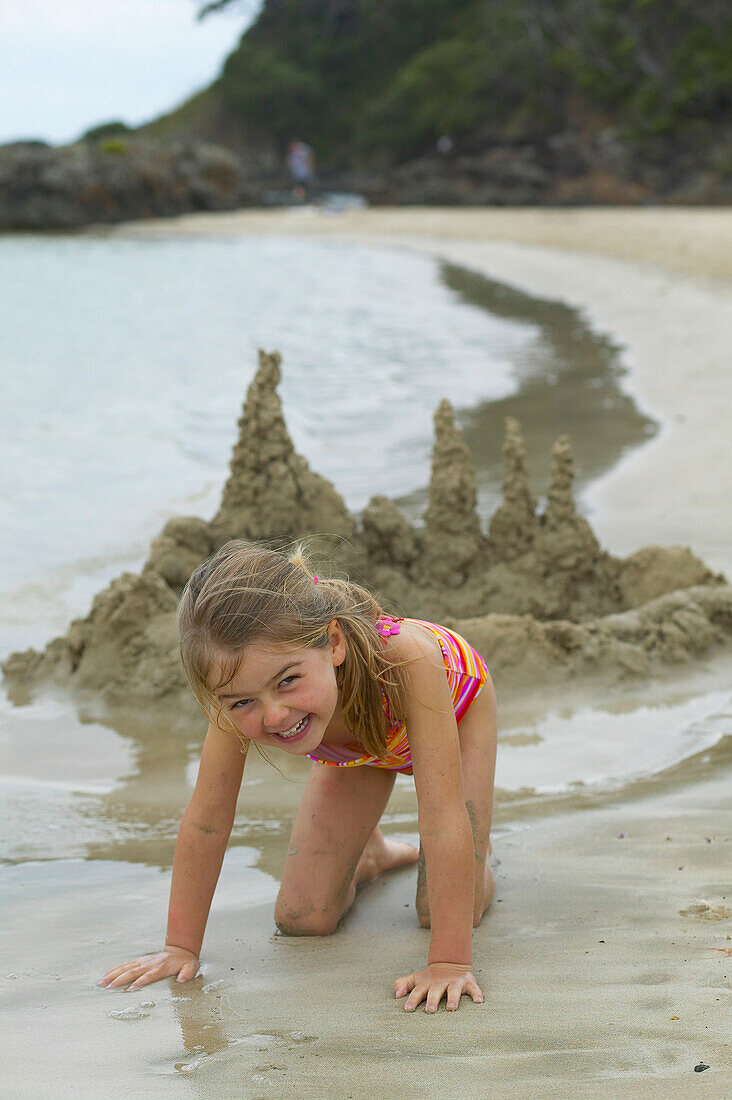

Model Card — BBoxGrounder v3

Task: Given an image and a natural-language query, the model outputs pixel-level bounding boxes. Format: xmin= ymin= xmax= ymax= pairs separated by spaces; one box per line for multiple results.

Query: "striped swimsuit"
xmin=306 ymin=616 xmax=489 ymax=776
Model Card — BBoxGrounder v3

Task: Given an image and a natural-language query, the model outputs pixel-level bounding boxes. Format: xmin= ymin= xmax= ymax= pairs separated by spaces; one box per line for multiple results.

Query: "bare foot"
xmin=480 ymin=861 xmax=496 ymax=920
xmin=354 ymin=827 xmax=419 ymax=888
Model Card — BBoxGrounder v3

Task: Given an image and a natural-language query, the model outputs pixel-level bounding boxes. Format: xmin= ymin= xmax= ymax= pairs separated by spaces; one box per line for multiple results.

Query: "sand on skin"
xmin=2 ymin=209 xmax=730 ymax=1097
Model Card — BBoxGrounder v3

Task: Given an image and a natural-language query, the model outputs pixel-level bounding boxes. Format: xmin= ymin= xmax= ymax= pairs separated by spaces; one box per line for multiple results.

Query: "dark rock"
xmin=0 ymin=138 xmax=265 ymax=230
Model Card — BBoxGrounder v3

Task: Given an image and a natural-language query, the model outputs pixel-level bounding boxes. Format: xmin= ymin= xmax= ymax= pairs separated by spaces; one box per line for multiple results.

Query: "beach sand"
xmin=3 ymin=208 xmax=731 ymax=1097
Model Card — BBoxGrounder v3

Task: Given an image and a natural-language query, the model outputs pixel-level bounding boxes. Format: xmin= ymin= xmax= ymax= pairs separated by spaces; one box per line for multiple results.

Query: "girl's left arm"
xmin=392 ymin=632 xmax=484 ymax=1013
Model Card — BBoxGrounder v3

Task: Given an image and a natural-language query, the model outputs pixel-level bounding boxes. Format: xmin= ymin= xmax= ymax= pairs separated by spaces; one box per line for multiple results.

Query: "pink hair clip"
xmin=313 ymin=576 xmax=319 ymax=584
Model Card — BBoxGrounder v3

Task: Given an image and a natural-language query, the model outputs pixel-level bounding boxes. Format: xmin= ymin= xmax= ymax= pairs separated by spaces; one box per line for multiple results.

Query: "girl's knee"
xmin=274 ymin=903 xmax=339 ymax=937
xmin=274 ymin=876 xmax=354 ymax=937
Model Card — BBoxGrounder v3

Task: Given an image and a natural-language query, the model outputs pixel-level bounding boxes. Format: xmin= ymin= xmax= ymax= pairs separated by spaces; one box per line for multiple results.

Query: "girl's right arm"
xmin=98 ymin=722 xmax=247 ymax=991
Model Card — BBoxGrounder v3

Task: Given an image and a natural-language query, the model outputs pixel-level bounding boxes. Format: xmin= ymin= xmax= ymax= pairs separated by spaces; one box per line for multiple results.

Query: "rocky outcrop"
xmin=322 ymin=131 xmax=732 ymax=207
xmin=4 ymin=124 xmax=729 ymax=233
xmin=0 ymin=138 xmax=263 ymax=230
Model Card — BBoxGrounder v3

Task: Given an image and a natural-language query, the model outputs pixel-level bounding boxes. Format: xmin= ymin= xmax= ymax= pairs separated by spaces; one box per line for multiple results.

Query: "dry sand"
xmin=3 ymin=208 xmax=731 ymax=1097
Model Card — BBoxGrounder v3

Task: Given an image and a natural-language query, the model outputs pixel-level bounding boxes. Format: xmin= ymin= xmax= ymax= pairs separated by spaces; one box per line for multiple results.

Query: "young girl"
xmin=99 ymin=541 xmax=497 ymax=1014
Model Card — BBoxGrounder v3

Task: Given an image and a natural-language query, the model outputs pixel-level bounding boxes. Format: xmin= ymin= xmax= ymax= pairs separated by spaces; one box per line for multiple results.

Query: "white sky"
xmin=0 ymin=0 xmax=262 ymax=146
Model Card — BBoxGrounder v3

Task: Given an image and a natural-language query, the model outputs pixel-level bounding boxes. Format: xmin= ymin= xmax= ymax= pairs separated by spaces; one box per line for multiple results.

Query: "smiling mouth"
xmin=271 ymin=714 xmax=311 ymax=742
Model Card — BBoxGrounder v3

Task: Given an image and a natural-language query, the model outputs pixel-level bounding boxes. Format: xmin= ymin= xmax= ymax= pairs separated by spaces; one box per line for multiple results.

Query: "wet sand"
xmin=3 ymin=209 xmax=731 ymax=1096
xmin=3 ymin=747 xmax=730 ymax=1098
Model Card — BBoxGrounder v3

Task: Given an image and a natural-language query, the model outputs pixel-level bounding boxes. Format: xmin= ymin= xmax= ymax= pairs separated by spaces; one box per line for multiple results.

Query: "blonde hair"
xmin=177 ymin=540 xmax=408 ymax=761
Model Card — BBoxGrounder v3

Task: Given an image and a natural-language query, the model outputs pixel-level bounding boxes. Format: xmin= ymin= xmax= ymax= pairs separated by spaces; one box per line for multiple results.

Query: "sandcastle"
xmin=3 ymin=350 xmax=730 ymax=719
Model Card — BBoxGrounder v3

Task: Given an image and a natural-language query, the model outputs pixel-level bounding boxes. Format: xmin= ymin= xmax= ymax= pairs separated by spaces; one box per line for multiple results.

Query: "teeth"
xmin=277 ymin=715 xmax=308 ymax=739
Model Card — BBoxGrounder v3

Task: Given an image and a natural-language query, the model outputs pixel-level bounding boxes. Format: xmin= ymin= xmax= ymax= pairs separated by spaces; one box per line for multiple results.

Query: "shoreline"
xmin=105 ymin=206 xmax=732 ymax=282
xmin=109 ymin=206 xmax=732 ymax=576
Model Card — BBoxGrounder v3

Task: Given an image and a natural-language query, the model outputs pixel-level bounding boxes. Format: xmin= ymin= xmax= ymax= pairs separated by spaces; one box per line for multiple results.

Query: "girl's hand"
xmin=97 ymin=945 xmax=199 ymax=991
xmin=394 ymin=962 xmax=484 ymax=1013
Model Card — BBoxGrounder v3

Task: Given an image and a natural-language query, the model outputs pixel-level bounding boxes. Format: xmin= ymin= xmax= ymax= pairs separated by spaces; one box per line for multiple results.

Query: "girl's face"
xmin=213 ymin=620 xmax=346 ymax=755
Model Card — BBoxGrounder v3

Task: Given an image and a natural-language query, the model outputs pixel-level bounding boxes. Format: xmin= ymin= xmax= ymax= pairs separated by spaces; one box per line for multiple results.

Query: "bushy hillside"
xmin=215 ymin=0 xmax=731 ymax=167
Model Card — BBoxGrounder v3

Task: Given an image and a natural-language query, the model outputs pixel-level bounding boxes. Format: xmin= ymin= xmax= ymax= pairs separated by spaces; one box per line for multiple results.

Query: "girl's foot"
xmin=354 ymin=826 xmax=419 ymax=888
xmin=480 ymin=861 xmax=496 ymax=921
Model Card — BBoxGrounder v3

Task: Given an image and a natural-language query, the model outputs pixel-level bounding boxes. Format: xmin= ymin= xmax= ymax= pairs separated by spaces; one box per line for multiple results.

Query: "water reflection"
xmin=396 ymin=262 xmax=655 ymax=521
xmin=3 ymin=660 xmax=730 ymax=878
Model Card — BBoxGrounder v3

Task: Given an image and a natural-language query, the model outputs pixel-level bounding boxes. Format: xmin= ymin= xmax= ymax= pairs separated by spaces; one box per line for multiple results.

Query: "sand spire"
xmin=544 ymin=434 xmax=579 ymax=527
xmin=3 ymin=367 xmax=727 ymax=712
xmin=488 ymin=416 xmax=537 ymax=559
xmin=536 ymin=434 xmax=601 ymax=571
xmin=361 ymin=494 xmax=419 ymax=567
xmin=421 ymin=399 xmax=483 ymax=586
xmin=211 ymin=350 xmax=354 ymax=544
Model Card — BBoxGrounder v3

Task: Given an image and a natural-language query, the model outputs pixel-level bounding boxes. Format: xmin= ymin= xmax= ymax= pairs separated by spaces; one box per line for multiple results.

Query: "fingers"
xmin=128 ymin=965 xmax=168 ymax=991
xmin=98 ymin=961 xmax=142 ymax=989
xmin=104 ymin=968 xmax=142 ymax=990
xmin=98 ymin=950 xmax=199 ymax=991
xmin=394 ymin=973 xmax=415 ymax=999
xmin=404 ymin=980 xmax=430 ymax=1012
xmin=106 ymin=964 xmax=158 ymax=991
xmin=176 ymin=961 xmax=200 ymax=983
xmin=98 ymin=954 xmax=166 ymax=991
xmin=465 ymin=980 xmax=484 ymax=1004
xmin=98 ymin=964 xmax=129 ymax=985
xmin=424 ymin=986 xmax=444 ymax=1014
xmin=394 ymin=972 xmax=485 ymax=1012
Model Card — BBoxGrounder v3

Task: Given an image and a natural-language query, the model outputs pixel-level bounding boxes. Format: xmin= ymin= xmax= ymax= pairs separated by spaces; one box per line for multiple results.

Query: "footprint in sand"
xmin=678 ymin=899 xmax=731 ymax=921
xmin=174 ymin=1031 xmax=317 ymax=1076
xmin=251 ymin=1063 xmax=287 ymax=1082
xmin=109 ymin=1001 xmax=155 ymax=1021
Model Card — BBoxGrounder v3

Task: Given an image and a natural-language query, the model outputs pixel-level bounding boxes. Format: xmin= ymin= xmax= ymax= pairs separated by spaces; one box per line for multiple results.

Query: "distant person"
xmin=287 ymin=140 xmax=315 ymax=202
xmin=99 ymin=540 xmax=497 ymax=1014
